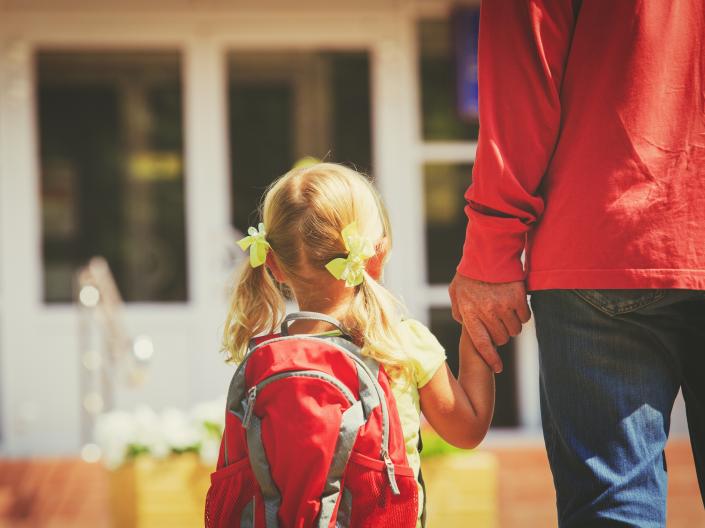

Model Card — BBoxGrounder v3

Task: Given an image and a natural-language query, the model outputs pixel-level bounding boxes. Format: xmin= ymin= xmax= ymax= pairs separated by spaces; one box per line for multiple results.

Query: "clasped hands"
xmin=449 ymin=274 xmax=531 ymax=373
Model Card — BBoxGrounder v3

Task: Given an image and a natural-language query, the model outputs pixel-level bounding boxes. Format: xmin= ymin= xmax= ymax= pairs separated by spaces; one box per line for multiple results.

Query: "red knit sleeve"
xmin=457 ymin=0 xmax=578 ymax=282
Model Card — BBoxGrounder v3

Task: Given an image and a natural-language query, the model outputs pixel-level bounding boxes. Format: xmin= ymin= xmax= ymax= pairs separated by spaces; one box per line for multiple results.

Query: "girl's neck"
xmin=288 ymin=285 xmax=353 ymax=335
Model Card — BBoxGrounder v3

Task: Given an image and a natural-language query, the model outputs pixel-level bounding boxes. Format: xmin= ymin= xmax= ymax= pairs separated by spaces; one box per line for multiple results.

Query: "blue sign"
xmin=453 ymin=6 xmax=481 ymax=120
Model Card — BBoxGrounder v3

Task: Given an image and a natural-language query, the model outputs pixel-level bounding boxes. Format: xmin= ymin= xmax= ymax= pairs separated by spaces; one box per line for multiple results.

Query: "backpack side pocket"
xmin=205 ymin=457 xmax=257 ymax=528
xmin=343 ymin=451 xmax=418 ymax=528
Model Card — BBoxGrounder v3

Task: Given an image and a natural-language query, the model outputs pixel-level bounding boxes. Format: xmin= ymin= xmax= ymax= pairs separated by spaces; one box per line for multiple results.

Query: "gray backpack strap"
xmin=280 ymin=311 xmax=346 ymax=336
xmin=224 ymin=333 xmax=282 ymax=466
xmin=246 ymin=414 xmax=281 ymax=528
xmin=316 ymin=400 xmax=366 ymax=527
xmin=324 ymin=336 xmax=381 ymax=421
xmin=240 ymin=497 xmax=255 ymax=528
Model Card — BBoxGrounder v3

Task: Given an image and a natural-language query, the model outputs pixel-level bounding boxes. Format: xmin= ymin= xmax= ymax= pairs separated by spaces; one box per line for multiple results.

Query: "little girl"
xmin=223 ymin=162 xmax=495 ymax=526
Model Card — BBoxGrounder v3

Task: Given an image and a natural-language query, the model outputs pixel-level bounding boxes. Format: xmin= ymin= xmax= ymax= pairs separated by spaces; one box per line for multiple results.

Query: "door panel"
xmin=227 ymin=50 xmax=372 ymax=234
xmin=37 ymin=51 xmax=188 ymax=304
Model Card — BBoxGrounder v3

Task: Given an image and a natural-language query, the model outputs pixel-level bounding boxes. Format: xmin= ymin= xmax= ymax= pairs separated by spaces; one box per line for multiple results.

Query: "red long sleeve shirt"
xmin=458 ymin=0 xmax=705 ymax=290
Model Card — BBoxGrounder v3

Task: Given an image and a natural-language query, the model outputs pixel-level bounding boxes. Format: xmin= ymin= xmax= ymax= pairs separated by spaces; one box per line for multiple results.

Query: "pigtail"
xmin=222 ymin=260 xmax=286 ymax=364
xmin=344 ymin=272 xmax=411 ymax=382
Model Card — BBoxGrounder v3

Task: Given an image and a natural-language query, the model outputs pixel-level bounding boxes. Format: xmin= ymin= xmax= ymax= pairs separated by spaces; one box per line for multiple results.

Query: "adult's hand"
xmin=449 ymin=274 xmax=531 ymax=373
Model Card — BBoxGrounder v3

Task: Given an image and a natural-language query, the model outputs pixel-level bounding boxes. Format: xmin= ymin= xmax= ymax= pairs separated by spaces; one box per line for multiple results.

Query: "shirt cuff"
xmin=457 ymin=205 xmax=527 ymax=283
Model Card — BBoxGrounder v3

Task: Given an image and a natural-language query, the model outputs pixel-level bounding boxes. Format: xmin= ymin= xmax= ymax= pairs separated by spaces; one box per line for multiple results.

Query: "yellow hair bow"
xmin=325 ymin=222 xmax=375 ymax=287
xmin=237 ymin=223 xmax=271 ymax=268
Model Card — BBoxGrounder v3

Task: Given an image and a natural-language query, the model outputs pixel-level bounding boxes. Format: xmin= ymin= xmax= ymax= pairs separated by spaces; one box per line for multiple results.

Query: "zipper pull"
xmin=381 ymin=449 xmax=400 ymax=495
xmin=242 ymin=386 xmax=257 ymax=429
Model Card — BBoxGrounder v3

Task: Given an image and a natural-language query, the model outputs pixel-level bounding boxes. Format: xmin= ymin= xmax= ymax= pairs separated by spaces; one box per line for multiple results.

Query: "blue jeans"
xmin=530 ymin=289 xmax=705 ymax=527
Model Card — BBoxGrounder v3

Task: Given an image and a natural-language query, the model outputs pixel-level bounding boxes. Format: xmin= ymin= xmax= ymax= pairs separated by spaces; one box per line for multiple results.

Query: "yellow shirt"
xmin=389 ymin=319 xmax=447 ymax=521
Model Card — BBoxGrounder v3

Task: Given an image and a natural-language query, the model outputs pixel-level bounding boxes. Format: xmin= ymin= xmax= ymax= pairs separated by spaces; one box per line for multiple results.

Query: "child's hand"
xmin=419 ymin=325 xmax=496 ymax=449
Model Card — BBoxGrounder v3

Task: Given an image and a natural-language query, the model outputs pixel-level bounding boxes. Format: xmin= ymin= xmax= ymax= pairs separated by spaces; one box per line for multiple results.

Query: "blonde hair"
xmin=222 ymin=163 xmax=408 ymax=375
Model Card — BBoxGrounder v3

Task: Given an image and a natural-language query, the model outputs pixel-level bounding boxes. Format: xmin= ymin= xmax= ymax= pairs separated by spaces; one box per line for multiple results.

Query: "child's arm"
xmin=419 ymin=327 xmax=495 ymax=449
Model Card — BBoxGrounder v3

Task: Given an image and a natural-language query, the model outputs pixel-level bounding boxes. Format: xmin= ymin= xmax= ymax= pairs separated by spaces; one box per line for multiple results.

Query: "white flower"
xmin=132 ymin=405 xmax=171 ymax=458
xmin=103 ymin=442 xmax=129 ymax=470
xmin=93 ymin=397 xmax=227 ymax=468
xmin=192 ymin=397 xmax=226 ymax=466
xmin=199 ymin=437 xmax=221 ymax=465
xmin=191 ymin=397 xmax=226 ymax=437
xmin=94 ymin=411 xmax=137 ymax=469
xmin=191 ymin=397 xmax=225 ymax=426
xmin=161 ymin=408 xmax=200 ymax=451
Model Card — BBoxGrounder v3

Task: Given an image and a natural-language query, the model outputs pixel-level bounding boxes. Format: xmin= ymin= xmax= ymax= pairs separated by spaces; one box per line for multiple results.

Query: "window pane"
xmin=37 ymin=51 xmax=188 ymax=303
xmin=424 ymin=163 xmax=471 ymax=284
xmin=227 ymin=51 xmax=371 ymax=233
xmin=429 ymin=308 xmax=518 ymax=427
xmin=418 ymin=18 xmax=479 ymax=141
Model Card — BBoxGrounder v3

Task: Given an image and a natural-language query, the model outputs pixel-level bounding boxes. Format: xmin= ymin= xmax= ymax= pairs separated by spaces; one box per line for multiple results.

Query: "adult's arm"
xmin=451 ymin=0 xmax=579 ymax=372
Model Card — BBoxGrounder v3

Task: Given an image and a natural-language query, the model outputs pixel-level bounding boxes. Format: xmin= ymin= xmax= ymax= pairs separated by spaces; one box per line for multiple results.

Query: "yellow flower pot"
xmin=108 ymin=453 xmax=211 ymax=528
xmin=421 ymin=451 xmax=498 ymax=528
xmin=107 ymin=451 xmax=496 ymax=527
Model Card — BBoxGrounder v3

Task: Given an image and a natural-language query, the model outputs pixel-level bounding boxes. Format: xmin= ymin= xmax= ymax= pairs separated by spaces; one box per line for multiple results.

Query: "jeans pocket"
xmin=572 ymin=289 xmax=665 ymax=317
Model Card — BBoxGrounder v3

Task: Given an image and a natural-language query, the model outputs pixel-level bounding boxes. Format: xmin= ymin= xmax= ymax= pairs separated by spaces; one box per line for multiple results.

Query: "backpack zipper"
xmin=241 ymin=369 xmax=357 ymax=430
xmin=241 ymin=386 xmax=257 ymax=429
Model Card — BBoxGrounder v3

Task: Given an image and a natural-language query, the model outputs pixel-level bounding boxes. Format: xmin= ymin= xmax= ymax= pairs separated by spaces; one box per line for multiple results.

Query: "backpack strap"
xmin=316 ymin=399 xmax=365 ymax=527
xmin=280 ymin=311 xmax=346 ymax=336
xmin=246 ymin=414 xmax=281 ymax=528
xmin=240 ymin=498 xmax=255 ymax=528
xmin=323 ymin=336 xmax=382 ymax=421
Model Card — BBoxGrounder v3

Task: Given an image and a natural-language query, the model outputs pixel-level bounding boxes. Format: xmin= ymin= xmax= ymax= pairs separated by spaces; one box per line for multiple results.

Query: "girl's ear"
xmin=265 ymin=253 xmax=287 ymax=284
xmin=366 ymin=237 xmax=390 ymax=280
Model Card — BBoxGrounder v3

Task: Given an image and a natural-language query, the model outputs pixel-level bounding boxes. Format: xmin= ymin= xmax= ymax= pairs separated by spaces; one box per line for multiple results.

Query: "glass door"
xmin=37 ymin=51 xmax=188 ymax=304
xmin=226 ymin=50 xmax=373 ymax=237
xmin=227 ymin=50 xmax=373 ymax=232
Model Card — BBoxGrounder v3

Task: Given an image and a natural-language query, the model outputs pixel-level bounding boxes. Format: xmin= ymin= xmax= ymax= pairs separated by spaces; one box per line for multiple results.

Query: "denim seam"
xmin=571 ymin=290 xmax=666 ymax=317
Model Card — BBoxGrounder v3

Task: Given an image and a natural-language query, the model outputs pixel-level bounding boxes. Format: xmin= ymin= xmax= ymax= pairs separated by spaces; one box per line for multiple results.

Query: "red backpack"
xmin=205 ymin=312 xmax=419 ymax=527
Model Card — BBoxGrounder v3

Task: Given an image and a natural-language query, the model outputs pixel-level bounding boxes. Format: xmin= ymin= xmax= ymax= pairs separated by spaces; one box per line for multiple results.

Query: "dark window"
xmin=37 ymin=51 xmax=188 ymax=303
xmin=227 ymin=51 xmax=372 ymax=233
xmin=424 ymin=163 xmax=472 ymax=284
xmin=429 ymin=308 xmax=519 ymax=428
xmin=418 ymin=19 xmax=480 ymax=141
